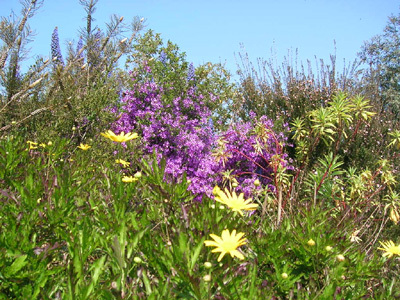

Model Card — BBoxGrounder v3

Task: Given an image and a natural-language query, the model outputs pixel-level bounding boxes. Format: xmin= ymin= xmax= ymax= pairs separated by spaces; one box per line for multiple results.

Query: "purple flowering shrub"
xmin=111 ymin=69 xmax=291 ymax=200
xmin=128 ymin=30 xmax=236 ymax=130
xmin=215 ymin=115 xmax=292 ymax=197
xmin=113 ymin=77 xmax=220 ymax=198
xmin=109 ymin=32 xmax=291 ymax=199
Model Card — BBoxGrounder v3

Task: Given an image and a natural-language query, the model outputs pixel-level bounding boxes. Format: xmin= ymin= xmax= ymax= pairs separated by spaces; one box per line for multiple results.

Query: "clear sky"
xmin=2 ymin=0 xmax=399 ymax=78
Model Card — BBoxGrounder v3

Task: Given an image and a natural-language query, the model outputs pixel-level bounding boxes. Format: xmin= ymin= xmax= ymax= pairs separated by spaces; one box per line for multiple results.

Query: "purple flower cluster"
xmin=187 ymin=63 xmax=195 ymax=82
xmin=113 ymin=80 xmax=220 ymax=198
xmin=159 ymin=51 xmax=167 ymax=66
xmin=219 ymin=117 xmax=292 ymax=196
xmin=111 ymin=69 xmax=291 ymax=200
xmin=51 ymin=27 xmax=64 ymax=66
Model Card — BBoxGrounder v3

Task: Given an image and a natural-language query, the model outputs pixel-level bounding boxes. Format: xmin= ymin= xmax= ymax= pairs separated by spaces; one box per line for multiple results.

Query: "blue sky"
xmin=2 ymin=0 xmax=399 ymax=77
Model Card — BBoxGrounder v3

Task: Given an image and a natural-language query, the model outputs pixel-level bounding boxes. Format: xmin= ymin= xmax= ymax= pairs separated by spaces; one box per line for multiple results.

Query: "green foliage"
xmin=359 ymin=10 xmax=400 ymax=116
xmin=126 ymin=29 xmax=236 ymax=129
xmin=0 ymin=130 xmax=399 ymax=298
xmin=291 ymin=92 xmax=376 ymax=168
xmin=1 ymin=2 xmax=400 ymax=299
xmin=0 ymin=0 xmax=145 ymax=144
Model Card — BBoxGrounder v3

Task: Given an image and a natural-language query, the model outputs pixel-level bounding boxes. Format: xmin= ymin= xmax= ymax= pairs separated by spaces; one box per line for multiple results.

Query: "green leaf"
xmin=84 ymin=255 xmax=106 ymax=298
xmin=129 ymin=227 xmax=149 ymax=259
xmin=112 ymin=235 xmax=126 ymax=270
xmin=178 ymin=233 xmax=188 ymax=256
xmin=190 ymin=237 xmax=205 ymax=271
xmin=142 ymin=269 xmax=152 ymax=295
xmin=5 ymin=254 xmax=28 ymax=276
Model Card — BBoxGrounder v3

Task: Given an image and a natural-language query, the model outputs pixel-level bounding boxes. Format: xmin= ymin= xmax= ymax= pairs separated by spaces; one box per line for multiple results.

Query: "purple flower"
xmin=51 ymin=27 xmax=64 ymax=66
xmin=159 ymin=50 xmax=167 ymax=65
xmin=187 ymin=62 xmax=195 ymax=82
xmin=110 ymin=68 xmax=291 ymax=200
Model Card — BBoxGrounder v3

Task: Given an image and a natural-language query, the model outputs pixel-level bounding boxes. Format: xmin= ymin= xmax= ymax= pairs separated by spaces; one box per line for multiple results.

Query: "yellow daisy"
xmin=212 ymin=185 xmax=222 ymax=196
xmin=204 ymin=229 xmax=247 ymax=262
xmin=122 ymin=176 xmax=138 ymax=183
xmin=77 ymin=143 xmax=91 ymax=150
xmin=378 ymin=240 xmax=400 ymax=258
xmin=101 ymin=130 xmax=138 ymax=143
xmin=27 ymin=141 xmax=38 ymax=150
xmin=214 ymin=187 xmax=258 ymax=216
xmin=116 ymin=159 xmax=130 ymax=168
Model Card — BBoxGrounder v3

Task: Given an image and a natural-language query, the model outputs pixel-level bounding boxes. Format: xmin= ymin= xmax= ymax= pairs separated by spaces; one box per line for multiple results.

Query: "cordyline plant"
xmin=257 ymin=92 xmax=400 ymax=251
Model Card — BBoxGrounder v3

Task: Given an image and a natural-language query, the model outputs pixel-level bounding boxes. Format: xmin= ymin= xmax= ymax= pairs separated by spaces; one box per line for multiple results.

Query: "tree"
xmin=359 ymin=11 xmax=400 ymax=116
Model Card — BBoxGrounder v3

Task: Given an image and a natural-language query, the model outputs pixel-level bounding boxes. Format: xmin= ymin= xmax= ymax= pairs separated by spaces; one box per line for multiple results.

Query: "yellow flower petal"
xmin=204 ymin=229 xmax=247 ymax=262
xmin=122 ymin=176 xmax=138 ymax=183
xmin=116 ymin=159 xmax=130 ymax=168
xmin=214 ymin=187 xmax=258 ymax=215
xmin=378 ymin=240 xmax=400 ymax=258
xmin=101 ymin=130 xmax=138 ymax=143
xmin=77 ymin=143 xmax=91 ymax=150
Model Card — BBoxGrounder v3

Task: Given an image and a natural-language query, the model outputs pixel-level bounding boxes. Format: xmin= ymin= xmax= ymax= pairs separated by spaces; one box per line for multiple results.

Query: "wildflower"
xmin=27 ymin=141 xmax=38 ymax=150
xmin=134 ymin=171 xmax=142 ymax=178
xmin=254 ymin=179 xmax=260 ymax=186
xmin=204 ymin=262 xmax=212 ymax=269
xmin=307 ymin=239 xmax=316 ymax=246
xmin=39 ymin=143 xmax=46 ymax=148
xmin=281 ymin=273 xmax=288 ymax=279
xmin=336 ymin=254 xmax=345 ymax=262
xmin=159 ymin=50 xmax=167 ymax=65
xmin=203 ymin=274 xmax=212 ymax=282
xmin=325 ymin=246 xmax=333 ymax=251
xmin=378 ymin=240 xmax=400 ymax=258
xmin=214 ymin=187 xmax=258 ymax=216
xmin=122 ymin=176 xmax=138 ymax=183
xmin=47 ymin=141 xmax=53 ymax=146
xmin=101 ymin=130 xmax=138 ymax=143
xmin=116 ymin=159 xmax=130 ymax=168
xmin=51 ymin=27 xmax=64 ymax=65
xmin=212 ymin=185 xmax=222 ymax=196
xmin=77 ymin=143 xmax=91 ymax=150
xmin=187 ymin=62 xmax=195 ymax=82
xmin=204 ymin=229 xmax=247 ymax=262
